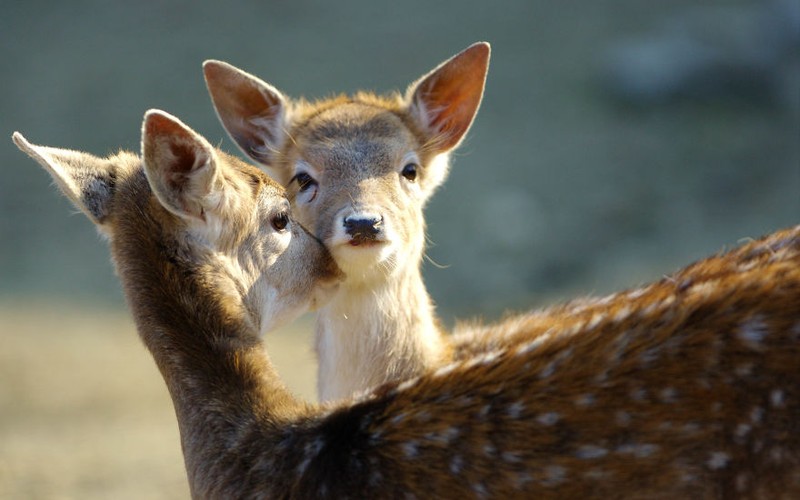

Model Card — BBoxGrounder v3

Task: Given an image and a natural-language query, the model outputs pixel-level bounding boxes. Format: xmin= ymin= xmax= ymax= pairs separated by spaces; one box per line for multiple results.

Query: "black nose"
xmin=343 ymin=215 xmax=383 ymax=241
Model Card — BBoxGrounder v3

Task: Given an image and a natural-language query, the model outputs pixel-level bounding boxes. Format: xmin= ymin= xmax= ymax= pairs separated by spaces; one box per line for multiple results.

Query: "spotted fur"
xmin=15 ymin=114 xmax=800 ymax=498
xmin=15 ymin=113 xmax=800 ymax=499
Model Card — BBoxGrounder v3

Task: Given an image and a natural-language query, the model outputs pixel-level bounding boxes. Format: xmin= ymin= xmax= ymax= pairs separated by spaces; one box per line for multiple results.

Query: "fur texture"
xmin=204 ymin=43 xmax=490 ymax=401
xmin=15 ymin=116 xmax=800 ymax=498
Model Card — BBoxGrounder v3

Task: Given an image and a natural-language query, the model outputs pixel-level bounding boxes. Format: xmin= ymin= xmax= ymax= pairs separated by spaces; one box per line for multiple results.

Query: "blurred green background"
xmin=3 ymin=0 xmax=799 ymax=315
xmin=1 ymin=1 xmax=798 ymax=498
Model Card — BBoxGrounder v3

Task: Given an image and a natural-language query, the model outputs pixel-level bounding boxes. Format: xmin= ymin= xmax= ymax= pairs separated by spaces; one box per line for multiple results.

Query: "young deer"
xmin=14 ymin=114 xmax=800 ymax=497
xmin=204 ymin=42 xmax=490 ymax=401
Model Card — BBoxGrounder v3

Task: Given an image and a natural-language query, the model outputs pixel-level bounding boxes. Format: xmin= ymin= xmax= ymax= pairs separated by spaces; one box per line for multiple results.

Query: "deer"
xmin=14 ymin=112 xmax=800 ymax=497
xmin=203 ymin=42 xmax=490 ymax=402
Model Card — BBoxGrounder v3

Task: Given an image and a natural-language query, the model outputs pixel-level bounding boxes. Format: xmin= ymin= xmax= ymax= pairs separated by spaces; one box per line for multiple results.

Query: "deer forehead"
xmin=292 ymin=103 xmax=421 ymax=174
xmin=212 ymin=157 xmax=290 ymax=245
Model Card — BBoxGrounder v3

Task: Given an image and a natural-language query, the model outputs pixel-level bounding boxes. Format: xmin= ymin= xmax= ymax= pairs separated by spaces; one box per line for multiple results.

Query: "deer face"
xmin=13 ymin=110 xmax=342 ymax=335
xmin=204 ymin=43 xmax=490 ymax=287
xmin=281 ymin=103 xmax=430 ymax=284
xmin=139 ymin=111 xmax=343 ymax=333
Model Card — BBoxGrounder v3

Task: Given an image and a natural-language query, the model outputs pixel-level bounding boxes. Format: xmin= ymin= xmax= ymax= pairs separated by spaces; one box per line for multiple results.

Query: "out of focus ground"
xmin=0 ymin=301 xmax=316 ymax=500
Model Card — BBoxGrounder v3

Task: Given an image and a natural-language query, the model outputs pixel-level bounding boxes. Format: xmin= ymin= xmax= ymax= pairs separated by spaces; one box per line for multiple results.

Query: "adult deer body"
xmin=205 ymin=43 xmax=490 ymax=401
xmin=14 ymin=114 xmax=800 ymax=497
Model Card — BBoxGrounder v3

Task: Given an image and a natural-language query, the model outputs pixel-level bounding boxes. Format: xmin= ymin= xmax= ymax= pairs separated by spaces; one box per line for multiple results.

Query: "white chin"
xmin=332 ymin=242 xmax=397 ymax=278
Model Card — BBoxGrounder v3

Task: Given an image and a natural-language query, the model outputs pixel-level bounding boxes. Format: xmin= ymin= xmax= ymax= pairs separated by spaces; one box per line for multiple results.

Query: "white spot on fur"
xmin=403 ymin=440 xmax=419 ymax=458
xmin=515 ymin=472 xmax=533 ymax=488
xmin=770 ymin=447 xmax=786 ymax=463
xmin=660 ymin=387 xmax=678 ymax=403
xmin=750 ymin=407 xmax=764 ymax=424
xmin=538 ymin=361 xmax=557 ymax=379
xmin=639 ymin=347 xmax=660 ymax=367
xmin=770 ymin=389 xmax=785 ymax=408
xmin=612 ymin=305 xmax=632 ymax=323
xmin=542 ymin=465 xmax=566 ymax=486
xmin=583 ymin=468 xmax=610 ymax=480
xmin=616 ymin=443 xmax=659 ymax=458
xmin=456 ymin=395 xmax=473 ymax=407
xmin=472 ymin=482 xmax=488 ymax=499
xmin=369 ymin=468 xmax=383 ymax=487
xmin=391 ymin=413 xmax=407 ymax=425
xmin=514 ymin=335 xmax=551 ymax=357
xmin=682 ymin=422 xmax=700 ymax=434
xmin=427 ymin=426 xmax=459 ymax=444
xmin=415 ymin=410 xmax=432 ymax=423
xmin=641 ymin=294 xmax=675 ymax=316
xmin=737 ymin=316 xmax=768 ymax=348
xmin=688 ymin=281 xmax=718 ymax=298
xmin=707 ymin=452 xmax=730 ymax=470
xmin=630 ymin=387 xmax=647 ymax=401
xmin=576 ymin=445 xmax=609 ymax=459
xmin=626 ymin=287 xmax=648 ymax=300
xmin=296 ymin=438 xmax=325 ymax=476
xmin=537 ymin=412 xmax=560 ymax=426
xmin=576 ymin=393 xmax=596 ymax=407
xmin=450 ymin=454 xmax=464 ymax=474
xmin=433 ymin=362 xmax=459 ymax=379
xmin=615 ymin=411 xmax=632 ymax=427
xmin=396 ymin=376 xmax=420 ymax=393
xmin=508 ymin=400 xmax=525 ymax=419
xmin=735 ymin=423 xmax=752 ymax=440
xmin=587 ymin=312 xmax=604 ymax=330
xmin=464 ymin=349 xmax=504 ymax=371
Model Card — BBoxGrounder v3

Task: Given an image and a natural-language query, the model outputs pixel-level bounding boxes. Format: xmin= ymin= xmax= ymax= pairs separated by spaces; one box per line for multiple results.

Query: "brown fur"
xmin=204 ymin=43 xmax=490 ymax=401
xmin=14 ymin=116 xmax=800 ymax=497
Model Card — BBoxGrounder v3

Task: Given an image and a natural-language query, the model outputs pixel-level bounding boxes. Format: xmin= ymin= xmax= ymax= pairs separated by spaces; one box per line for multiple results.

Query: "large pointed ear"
xmin=406 ymin=42 xmax=490 ymax=152
xmin=12 ymin=132 xmax=116 ymax=226
xmin=203 ymin=60 xmax=289 ymax=166
xmin=141 ymin=110 xmax=220 ymax=222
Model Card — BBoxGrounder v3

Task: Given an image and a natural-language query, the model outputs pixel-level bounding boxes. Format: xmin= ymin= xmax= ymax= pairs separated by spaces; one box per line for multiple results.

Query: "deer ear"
xmin=12 ymin=132 xmax=116 ymax=226
xmin=406 ymin=42 xmax=490 ymax=152
xmin=204 ymin=60 xmax=288 ymax=166
xmin=141 ymin=110 xmax=219 ymax=222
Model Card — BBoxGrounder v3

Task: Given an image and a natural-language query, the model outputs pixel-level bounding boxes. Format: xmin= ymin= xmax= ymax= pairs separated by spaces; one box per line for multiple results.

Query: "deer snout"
xmin=343 ymin=212 xmax=384 ymax=245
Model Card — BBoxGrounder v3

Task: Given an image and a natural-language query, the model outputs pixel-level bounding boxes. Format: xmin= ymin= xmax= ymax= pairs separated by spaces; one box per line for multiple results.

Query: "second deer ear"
xmin=203 ymin=60 xmax=288 ymax=166
xmin=12 ymin=132 xmax=116 ymax=227
xmin=141 ymin=110 xmax=219 ymax=222
xmin=406 ymin=42 xmax=490 ymax=152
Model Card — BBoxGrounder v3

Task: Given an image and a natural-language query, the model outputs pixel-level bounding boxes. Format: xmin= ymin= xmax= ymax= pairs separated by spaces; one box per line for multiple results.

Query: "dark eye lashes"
xmin=291 ymin=172 xmax=316 ymax=192
xmin=271 ymin=212 xmax=289 ymax=231
xmin=401 ymin=163 xmax=418 ymax=182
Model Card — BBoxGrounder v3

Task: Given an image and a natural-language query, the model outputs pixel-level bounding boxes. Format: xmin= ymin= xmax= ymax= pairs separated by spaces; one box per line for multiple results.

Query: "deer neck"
xmin=110 ymin=180 xmax=306 ymax=483
xmin=315 ymin=263 xmax=449 ymax=402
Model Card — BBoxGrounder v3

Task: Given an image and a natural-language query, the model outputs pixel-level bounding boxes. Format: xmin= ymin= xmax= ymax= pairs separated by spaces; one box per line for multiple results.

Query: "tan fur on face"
xmin=15 ymin=116 xmax=800 ymax=498
xmin=205 ymin=43 xmax=490 ymax=401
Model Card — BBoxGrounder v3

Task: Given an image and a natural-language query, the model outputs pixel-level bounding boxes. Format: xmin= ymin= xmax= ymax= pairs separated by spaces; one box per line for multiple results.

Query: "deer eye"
xmin=292 ymin=172 xmax=315 ymax=191
xmin=271 ymin=212 xmax=289 ymax=232
xmin=290 ymin=172 xmax=318 ymax=203
xmin=401 ymin=163 xmax=418 ymax=182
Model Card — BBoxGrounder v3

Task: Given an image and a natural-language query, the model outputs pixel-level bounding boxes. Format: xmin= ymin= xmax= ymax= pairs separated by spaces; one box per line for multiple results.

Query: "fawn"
xmin=14 ymin=114 xmax=800 ymax=497
xmin=204 ymin=42 xmax=490 ymax=401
